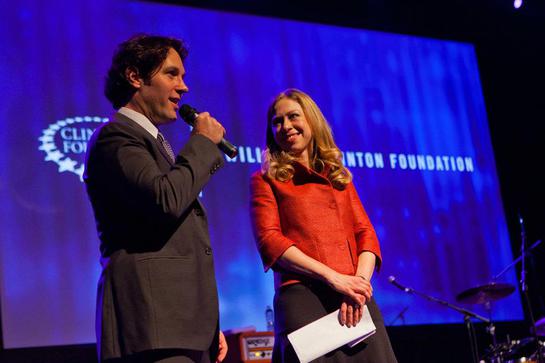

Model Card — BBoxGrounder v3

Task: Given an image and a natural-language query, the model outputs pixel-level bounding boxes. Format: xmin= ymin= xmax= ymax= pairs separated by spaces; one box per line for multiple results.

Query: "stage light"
xmin=514 ymin=0 xmax=523 ymax=9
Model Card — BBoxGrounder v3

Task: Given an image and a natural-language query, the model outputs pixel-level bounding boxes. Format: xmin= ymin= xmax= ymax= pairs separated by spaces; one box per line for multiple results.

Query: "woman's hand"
xmin=326 ymin=272 xmax=373 ymax=306
xmin=338 ymin=296 xmax=363 ymax=327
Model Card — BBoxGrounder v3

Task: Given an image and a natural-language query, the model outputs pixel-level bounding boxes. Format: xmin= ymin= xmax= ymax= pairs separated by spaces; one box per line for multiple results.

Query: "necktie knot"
xmin=157 ymin=132 xmax=176 ymax=163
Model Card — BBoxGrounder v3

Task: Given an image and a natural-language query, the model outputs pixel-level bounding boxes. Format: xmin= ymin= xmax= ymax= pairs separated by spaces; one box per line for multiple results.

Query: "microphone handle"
xmin=218 ymin=138 xmax=238 ymax=158
xmin=184 ymin=111 xmax=238 ymax=158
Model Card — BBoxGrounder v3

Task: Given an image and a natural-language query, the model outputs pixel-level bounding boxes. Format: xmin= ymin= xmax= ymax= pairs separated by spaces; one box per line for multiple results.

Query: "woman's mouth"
xmin=285 ymin=132 xmax=300 ymax=143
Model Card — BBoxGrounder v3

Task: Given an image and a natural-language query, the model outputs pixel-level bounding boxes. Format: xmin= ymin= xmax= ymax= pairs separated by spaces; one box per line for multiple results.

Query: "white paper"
xmin=287 ymin=305 xmax=376 ymax=363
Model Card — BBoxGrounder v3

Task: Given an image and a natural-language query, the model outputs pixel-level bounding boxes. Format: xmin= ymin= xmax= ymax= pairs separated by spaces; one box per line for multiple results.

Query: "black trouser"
xmin=273 ymin=282 xmax=398 ymax=363
xmin=103 ymin=349 xmax=211 ymax=363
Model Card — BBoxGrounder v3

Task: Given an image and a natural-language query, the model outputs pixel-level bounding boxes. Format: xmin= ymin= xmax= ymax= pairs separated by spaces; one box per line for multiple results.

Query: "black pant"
xmin=103 ymin=349 xmax=211 ymax=363
xmin=272 ymin=282 xmax=398 ymax=363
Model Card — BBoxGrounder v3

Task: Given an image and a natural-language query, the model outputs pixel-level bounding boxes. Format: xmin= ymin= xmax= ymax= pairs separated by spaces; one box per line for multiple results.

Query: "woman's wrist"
xmin=321 ymin=268 xmax=338 ymax=286
xmin=356 ymin=272 xmax=372 ymax=281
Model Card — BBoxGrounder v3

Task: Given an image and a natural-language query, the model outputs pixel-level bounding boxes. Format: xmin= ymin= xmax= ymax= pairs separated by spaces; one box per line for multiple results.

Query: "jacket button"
xmin=205 ymin=247 xmax=212 ymax=255
xmin=194 ymin=208 xmax=204 ymax=216
xmin=329 ymin=201 xmax=337 ymax=209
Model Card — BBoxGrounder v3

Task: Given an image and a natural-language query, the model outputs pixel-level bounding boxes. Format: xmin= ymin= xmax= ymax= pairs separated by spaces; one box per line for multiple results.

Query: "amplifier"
xmin=224 ymin=329 xmax=275 ymax=363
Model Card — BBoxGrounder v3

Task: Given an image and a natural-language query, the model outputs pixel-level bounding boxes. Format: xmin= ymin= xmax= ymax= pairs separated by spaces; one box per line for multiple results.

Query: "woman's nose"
xmin=281 ymin=117 xmax=292 ymax=130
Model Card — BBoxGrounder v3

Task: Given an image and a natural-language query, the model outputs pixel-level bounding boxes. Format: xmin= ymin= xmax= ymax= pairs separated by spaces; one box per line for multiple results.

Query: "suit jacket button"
xmin=205 ymin=247 xmax=212 ymax=255
xmin=194 ymin=208 xmax=204 ymax=216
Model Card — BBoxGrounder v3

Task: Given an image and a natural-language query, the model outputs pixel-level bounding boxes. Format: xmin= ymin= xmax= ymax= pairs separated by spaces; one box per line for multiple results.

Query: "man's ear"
xmin=125 ymin=67 xmax=142 ymax=89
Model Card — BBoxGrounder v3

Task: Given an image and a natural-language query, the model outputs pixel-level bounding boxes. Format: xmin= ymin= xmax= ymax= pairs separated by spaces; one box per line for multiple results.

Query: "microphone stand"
xmin=388 ymin=306 xmax=409 ymax=326
xmin=518 ymin=216 xmax=542 ymax=363
xmin=389 ymin=277 xmax=490 ymax=363
xmin=491 ymin=239 xmax=542 ymax=282
xmin=490 ymin=215 xmax=543 ymax=362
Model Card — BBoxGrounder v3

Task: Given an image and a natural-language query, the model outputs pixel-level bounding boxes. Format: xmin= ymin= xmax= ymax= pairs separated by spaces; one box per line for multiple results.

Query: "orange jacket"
xmin=249 ymin=162 xmax=381 ymax=288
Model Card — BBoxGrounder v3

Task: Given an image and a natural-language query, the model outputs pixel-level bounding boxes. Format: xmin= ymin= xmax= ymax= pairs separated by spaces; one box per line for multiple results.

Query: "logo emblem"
xmin=39 ymin=116 xmax=109 ymax=181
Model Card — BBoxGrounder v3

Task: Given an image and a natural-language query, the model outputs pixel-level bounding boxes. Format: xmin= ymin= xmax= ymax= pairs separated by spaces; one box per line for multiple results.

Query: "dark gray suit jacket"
xmin=84 ymin=112 xmax=224 ymax=361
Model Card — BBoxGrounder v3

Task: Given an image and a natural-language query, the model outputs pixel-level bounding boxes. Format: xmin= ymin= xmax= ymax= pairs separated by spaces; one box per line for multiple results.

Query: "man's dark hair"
xmin=105 ymin=34 xmax=188 ymax=109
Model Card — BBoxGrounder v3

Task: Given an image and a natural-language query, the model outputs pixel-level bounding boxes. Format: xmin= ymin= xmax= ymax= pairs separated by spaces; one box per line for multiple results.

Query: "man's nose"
xmin=176 ymin=78 xmax=189 ymax=94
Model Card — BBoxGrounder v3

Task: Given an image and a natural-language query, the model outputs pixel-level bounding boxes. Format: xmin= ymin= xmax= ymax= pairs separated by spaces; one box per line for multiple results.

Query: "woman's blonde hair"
xmin=263 ymin=88 xmax=352 ymax=190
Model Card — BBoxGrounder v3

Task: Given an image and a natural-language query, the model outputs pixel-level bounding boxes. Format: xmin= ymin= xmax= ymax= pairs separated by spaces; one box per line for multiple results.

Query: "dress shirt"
xmin=118 ymin=106 xmax=158 ymax=138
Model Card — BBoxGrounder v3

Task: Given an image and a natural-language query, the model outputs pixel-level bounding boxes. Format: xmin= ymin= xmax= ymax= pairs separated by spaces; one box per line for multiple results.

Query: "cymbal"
xmin=456 ymin=282 xmax=516 ymax=304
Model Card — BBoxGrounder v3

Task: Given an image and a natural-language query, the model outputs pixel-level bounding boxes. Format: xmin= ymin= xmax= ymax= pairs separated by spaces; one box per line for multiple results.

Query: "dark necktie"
xmin=157 ymin=132 xmax=176 ymax=163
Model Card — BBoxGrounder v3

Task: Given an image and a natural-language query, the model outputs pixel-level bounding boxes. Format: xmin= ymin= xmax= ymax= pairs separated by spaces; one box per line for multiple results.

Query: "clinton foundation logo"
xmin=39 ymin=116 xmax=109 ymax=181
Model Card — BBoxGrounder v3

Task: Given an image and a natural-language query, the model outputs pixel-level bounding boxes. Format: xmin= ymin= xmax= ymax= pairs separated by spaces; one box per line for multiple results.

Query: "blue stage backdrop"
xmin=0 ymin=0 xmax=522 ymax=348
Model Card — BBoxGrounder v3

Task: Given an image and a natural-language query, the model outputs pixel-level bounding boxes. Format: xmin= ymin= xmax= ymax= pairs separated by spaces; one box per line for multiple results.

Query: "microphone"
xmin=179 ymin=104 xmax=238 ymax=158
xmin=388 ymin=276 xmax=414 ymax=293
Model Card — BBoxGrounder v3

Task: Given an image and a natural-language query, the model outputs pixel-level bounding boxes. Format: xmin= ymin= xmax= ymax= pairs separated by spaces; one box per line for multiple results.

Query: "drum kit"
xmin=455 ymin=282 xmax=545 ymax=363
xmin=454 ymin=221 xmax=544 ymax=363
xmin=389 ymin=232 xmax=543 ymax=363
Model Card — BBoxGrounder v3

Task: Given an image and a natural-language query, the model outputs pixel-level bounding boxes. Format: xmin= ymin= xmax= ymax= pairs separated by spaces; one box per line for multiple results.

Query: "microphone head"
xmin=388 ymin=276 xmax=395 ymax=283
xmin=179 ymin=104 xmax=198 ymax=125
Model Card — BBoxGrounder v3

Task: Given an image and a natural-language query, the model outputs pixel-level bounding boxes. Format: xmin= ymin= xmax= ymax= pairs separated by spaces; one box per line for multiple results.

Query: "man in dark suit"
xmin=84 ymin=34 xmax=228 ymax=363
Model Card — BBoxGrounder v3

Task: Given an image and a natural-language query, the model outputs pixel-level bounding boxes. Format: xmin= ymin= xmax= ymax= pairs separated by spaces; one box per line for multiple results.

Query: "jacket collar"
xmin=113 ymin=112 xmax=174 ymax=166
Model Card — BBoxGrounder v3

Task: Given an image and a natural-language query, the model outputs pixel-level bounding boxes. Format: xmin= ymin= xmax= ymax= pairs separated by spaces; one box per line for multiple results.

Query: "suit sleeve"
xmin=87 ymin=123 xmax=223 ymax=221
xmin=347 ymin=182 xmax=382 ymax=270
xmin=249 ymin=172 xmax=295 ymax=271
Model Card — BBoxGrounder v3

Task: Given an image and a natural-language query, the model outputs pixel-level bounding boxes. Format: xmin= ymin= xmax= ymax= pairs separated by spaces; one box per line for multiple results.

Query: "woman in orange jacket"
xmin=250 ymin=89 xmax=397 ymax=362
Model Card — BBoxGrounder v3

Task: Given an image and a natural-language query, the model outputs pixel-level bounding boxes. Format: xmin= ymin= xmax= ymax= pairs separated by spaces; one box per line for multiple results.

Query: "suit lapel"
xmin=113 ymin=112 xmax=174 ymax=166
xmin=153 ymin=137 xmax=176 ymax=166
xmin=113 ymin=112 xmax=205 ymax=214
